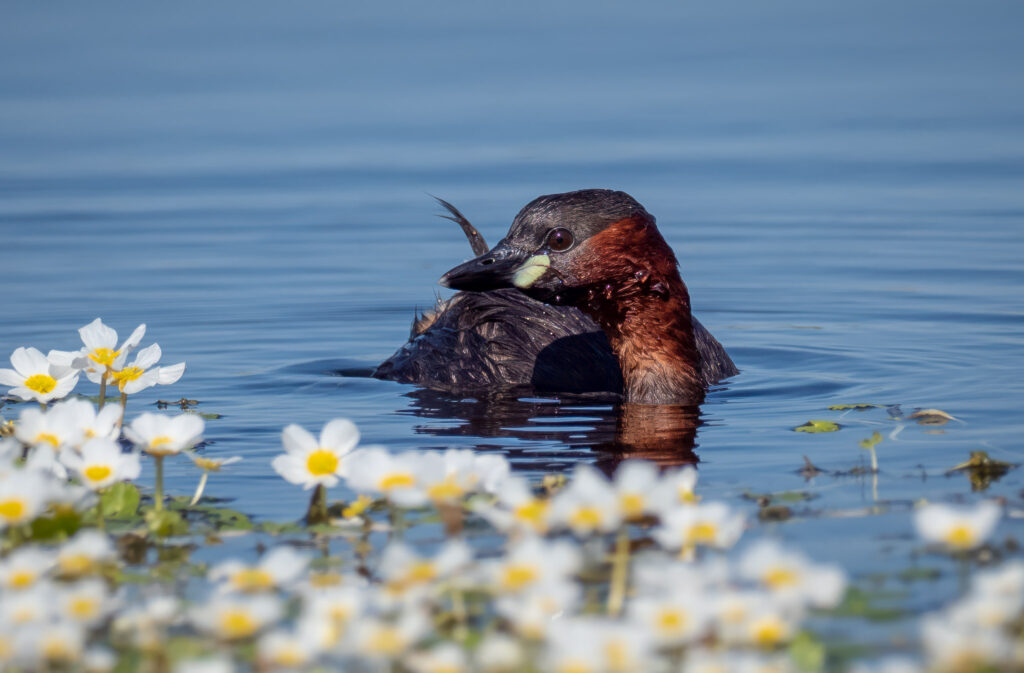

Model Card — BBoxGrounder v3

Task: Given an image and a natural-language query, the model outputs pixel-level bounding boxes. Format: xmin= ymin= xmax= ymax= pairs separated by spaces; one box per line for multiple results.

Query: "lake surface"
xmin=2 ymin=0 xmax=1023 ymax=658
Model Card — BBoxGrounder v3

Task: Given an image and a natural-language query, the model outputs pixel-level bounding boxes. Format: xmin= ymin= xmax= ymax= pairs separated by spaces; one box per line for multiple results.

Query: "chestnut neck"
xmin=569 ymin=216 xmax=703 ymax=405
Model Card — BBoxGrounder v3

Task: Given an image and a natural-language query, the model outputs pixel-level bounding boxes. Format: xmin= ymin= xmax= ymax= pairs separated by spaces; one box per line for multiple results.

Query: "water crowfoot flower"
xmin=125 ymin=411 xmax=204 ymax=511
xmin=271 ymin=418 xmax=358 ymax=490
xmin=15 ymin=402 xmax=86 ymax=451
xmin=653 ymin=501 xmax=746 ymax=555
xmin=57 ymin=529 xmax=117 ymax=577
xmin=186 ymin=451 xmax=242 ymax=505
xmin=61 ymin=437 xmax=142 ymax=491
xmin=914 ymin=500 xmax=1001 ymax=551
xmin=190 ymin=595 xmax=283 ymax=641
xmin=549 ymin=464 xmax=622 ymax=537
xmin=0 ymin=347 xmax=80 ymax=405
xmin=49 ymin=318 xmax=146 ymax=407
xmin=0 ymin=470 xmax=53 ymax=530
xmin=737 ymin=539 xmax=847 ymax=609
xmin=208 ymin=547 xmax=310 ymax=594
xmin=109 ymin=342 xmax=185 ymax=397
xmin=345 ymin=447 xmax=428 ymax=507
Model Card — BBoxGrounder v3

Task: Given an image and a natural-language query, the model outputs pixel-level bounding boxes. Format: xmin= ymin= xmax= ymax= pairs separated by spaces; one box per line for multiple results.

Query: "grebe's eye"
xmin=546 ymin=228 xmax=574 ymax=252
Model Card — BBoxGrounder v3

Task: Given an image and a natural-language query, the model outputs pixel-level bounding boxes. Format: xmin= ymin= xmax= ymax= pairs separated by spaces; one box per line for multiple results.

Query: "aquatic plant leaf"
xmin=827 ymin=403 xmax=881 ymax=411
xmin=908 ymin=408 xmax=956 ymax=425
xmin=789 ymin=631 xmax=826 ymax=672
xmin=145 ymin=508 xmax=189 ymax=537
xmin=947 ymin=450 xmax=1015 ymax=491
xmin=830 ymin=587 xmax=906 ymax=622
xmin=859 ymin=432 xmax=883 ymax=450
xmin=794 ymin=420 xmax=841 ymax=433
xmin=29 ymin=507 xmax=81 ymax=541
xmin=102 ymin=482 xmax=141 ymax=519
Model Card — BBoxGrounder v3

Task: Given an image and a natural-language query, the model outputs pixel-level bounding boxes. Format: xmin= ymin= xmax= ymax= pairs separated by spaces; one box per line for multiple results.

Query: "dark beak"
xmin=438 ymin=240 xmax=531 ymax=291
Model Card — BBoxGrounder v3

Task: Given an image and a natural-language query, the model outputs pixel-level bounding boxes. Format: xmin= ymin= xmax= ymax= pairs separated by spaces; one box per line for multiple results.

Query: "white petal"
xmin=171 ymin=414 xmax=205 ymax=447
xmin=281 ymin=425 xmax=317 ymax=454
xmin=12 ymin=347 xmax=48 ymax=376
xmin=133 ymin=343 xmax=162 ymax=370
xmin=121 ymin=324 xmax=146 ymax=352
xmin=0 ymin=368 xmax=23 ymax=387
xmin=123 ymin=369 xmax=159 ymax=395
xmin=47 ymin=372 xmax=80 ymax=401
xmin=79 ymin=319 xmax=117 ymax=351
xmin=320 ymin=419 xmax=359 ymax=454
xmin=157 ymin=362 xmax=185 ymax=385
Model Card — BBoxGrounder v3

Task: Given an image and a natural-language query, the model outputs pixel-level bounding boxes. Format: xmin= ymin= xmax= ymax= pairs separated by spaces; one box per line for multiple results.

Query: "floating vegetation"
xmin=0 ymin=319 xmax=1022 ymax=673
xmin=947 ymin=451 xmax=1016 ymax=492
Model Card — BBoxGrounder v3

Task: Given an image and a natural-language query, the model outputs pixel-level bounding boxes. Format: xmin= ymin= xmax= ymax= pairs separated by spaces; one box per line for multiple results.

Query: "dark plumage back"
xmin=373 ymin=289 xmax=622 ymax=394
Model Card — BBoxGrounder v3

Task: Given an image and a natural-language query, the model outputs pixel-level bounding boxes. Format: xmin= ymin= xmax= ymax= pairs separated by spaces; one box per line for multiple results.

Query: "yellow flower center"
xmin=24 ymin=373 xmax=57 ymax=394
xmin=231 ymin=569 xmax=275 ymax=591
xmin=8 ymin=570 xmax=36 ymax=589
xmin=379 ymin=472 xmax=416 ymax=491
xmin=619 ymin=493 xmax=645 ymax=519
xmin=309 ymin=572 xmax=343 ymax=588
xmin=112 ymin=366 xmax=145 ymax=391
xmin=558 ymin=661 xmax=594 ymax=673
xmin=406 ymin=561 xmax=437 ymax=583
xmin=427 ymin=479 xmax=464 ymax=501
xmin=0 ymin=499 xmax=27 ymax=523
xmin=342 ymin=494 xmax=373 ymax=518
xmin=34 ymin=432 xmax=61 ymax=447
xmin=753 ymin=617 xmax=786 ymax=647
xmin=688 ymin=521 xmax=718 ymax=544
xmin=678 ymin=489 xmax=698 ymax=504
xmin=69 ymin=597 xmax=99 ymax=619
xmin=513 ymin=500 xmax=549 ymax=528
xmin=42 ymin=638 xmax=75 ymax=662
xmin=569 ymin=505 xmax=604 ymax=530
xmin=366 ymin=627 xmax=403 ymax=655
xmin=500 ymin=563 xmax=538 ymax=591
xmin=604 ymin=641 xmax=630 ymax=671
xmin=270 ymin=646 xmax=306 ymax=668
xmin=84 ymin=465 xmax=113 ymax=484
xmin=89 ymin=347 xmax=120 ymax=366
xmin=306 ymin=449 xmax=339 ymax=476
xmin=59 ymin=555 xmax=94 ymax=576
xmin=764 ymin=567 xmax=800 ymax=588
xmin=219 ymin=610 xmax=258 ymax=639
xmin=328 ymin=606 xmax=351 ymax=622
xmin=193 ymin=456 xmax=222 ymax=471
xmin=0 ymin=636 xmax=11 ymax=659
xmin=656 ymin=609 xmax=687 ymax=635
xmin=945 ymin=524 xmax=976 ymax=549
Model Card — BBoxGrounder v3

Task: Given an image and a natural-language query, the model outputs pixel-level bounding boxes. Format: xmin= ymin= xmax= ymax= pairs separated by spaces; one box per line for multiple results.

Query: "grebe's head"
xmin=439 ymin=189 xmax=673 ymax=305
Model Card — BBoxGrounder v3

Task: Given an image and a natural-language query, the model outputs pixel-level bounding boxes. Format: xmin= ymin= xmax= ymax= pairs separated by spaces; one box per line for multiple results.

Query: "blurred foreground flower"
xmin=738 ymin=539 xmax=847 ymax=609
xmin=125 ymin=412 xmax=204 ymax=511
xmin=914 ymin=500 xmax=1000 ymax=551
xmin=0 ymin=347 xmax=79 ymax=405
xmin=191 ymin=595 xmax=283 ymax=641
xmin=61 ymin=437 xmax=141 ymax=491
xmin=209 ymin=547 xmax=310 ymax=594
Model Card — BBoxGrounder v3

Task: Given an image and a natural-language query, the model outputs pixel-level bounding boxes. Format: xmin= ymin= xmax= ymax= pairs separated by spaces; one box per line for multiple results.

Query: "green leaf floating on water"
xmin=859 ymin=432 xmax=883 ymax=450
xmin=789 ymin=631 xmax=826 ymax=672
xmin=827 ymin=403 xmax=881 ymax=411
xmin=145 ymin=509 xmax=189 ymax=537
xmin=102 ymin=482 xmax=141 ymax=519
xmin=794 ymin=420 xmax=841 ymax=433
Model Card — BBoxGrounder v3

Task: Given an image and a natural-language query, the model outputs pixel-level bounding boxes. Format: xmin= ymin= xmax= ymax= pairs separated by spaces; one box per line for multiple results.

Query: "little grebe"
xmin=374 ymin=190 xmax=737 ymax=404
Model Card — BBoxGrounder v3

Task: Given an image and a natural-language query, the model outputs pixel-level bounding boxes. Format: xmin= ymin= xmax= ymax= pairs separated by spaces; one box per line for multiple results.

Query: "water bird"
xmin=375 ymin=190 xmax=737 ymax=404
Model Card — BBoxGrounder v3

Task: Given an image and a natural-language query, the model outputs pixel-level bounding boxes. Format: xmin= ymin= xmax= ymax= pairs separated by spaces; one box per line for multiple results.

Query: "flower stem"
xmin=96 ymin=489 xmax=106 ymax=531
xmin=189 ymin=471 xmax=209 ymax=506
xmin=606 ymin=525 xmax=631 ymax=616
xmin=153 ymin=455 xmax=165 ymax=512
xmin=116 ymin=392 xmax=128 ymax=429
xmin=98 ymin=376 xmax=107 ymax=410
xmin=306 ymin=484 xmax=329 ymax=525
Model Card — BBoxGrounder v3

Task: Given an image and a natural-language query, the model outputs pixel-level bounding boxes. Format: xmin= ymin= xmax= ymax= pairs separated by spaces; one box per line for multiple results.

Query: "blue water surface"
xmin=2 ymin=0 xmax=1023 ymax=656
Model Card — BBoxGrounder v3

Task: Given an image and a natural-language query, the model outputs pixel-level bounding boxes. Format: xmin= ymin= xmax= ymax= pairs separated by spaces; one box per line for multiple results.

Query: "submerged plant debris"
xmin=0 ymin=320 xmax=1022 ymax=673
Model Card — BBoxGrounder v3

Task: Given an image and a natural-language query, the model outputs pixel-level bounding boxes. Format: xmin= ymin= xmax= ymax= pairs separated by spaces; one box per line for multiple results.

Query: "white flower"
xmin=304 ymin=586 xmax=366 ymax=646
xmin=28 ymin=620 xmax=86 ymax=666
xmin=922 ymin=613 xmax=1012 ymax=670
xmin=57 ymin=530 xmax=117 ymax=576
xmin=653 ymin=501 xmax=746 ymax=552
xmin=549 ymin=464 xmax=622 ymax=537
xmin=972 ymin=560 xmax=1024 ymax=599
xmin=257 ymin=626 xmax=325 ymax=670
xmin=48 ymin=318 xmax=146 ymax=384
xmin=15 ymin=401 xmax=86 ymax=451
xmin=611 ymin=459 xmax=661 ymax=520
xmin=124 ymin=412 xmax=204 ymax=456
xmin=60 ymin=398 xmax=122 ymax=444
xmin=58 ymin=579 xmax=115 ymax=626
xmin=378 ymin=540 xmax=471 ymax=602
xmin=914 ymin=501 xmax=1001 ymax=551
xmin=108 ymin=343 xmax=185 ymax=395
xmin=475 ymin=633 xmax=525 ymax=673
xmin=271 ymin=419 xmax=358 ymax=489
xmin=1 ymin=582 xmax=55 ymax=625
xmin=190 ymin=595 xmax=282 ymax=641
xmin=405 ymin=642 xmax=470 ymax=673
xmin=548 ymin=617 xmax=654 ymax=673
xmin=83 ymin=646 xmax=118 ymax=673
xmin=175 ymin=657 xmax=235 ymax=673
xmin=628 ymin=588 xmax=711 ymax=647
xmin=209 ymin=547 xmax=310 ymax=594
xmin=61 ymin=438 xmax=141 ymax=491
xmin=0 ymin=347 xmax=79 ymax=404
xmin=737 ymin=539 xmax=847 ymax=609
xmin=0 ymin=471 xmax=53 ymax=529
xmin=0 ymin=547 xmax=55 ymax=590
xmin=345 ymin=447 xmax=427 ymax=507
xmin=473 ymin=474 xmax=551 ymax=535
xmin=349 ymin=610 xmax=429 ymax=660
xmin=720 ymin=594 xmax=803 ymax=648
xmin=416 ymin=450 xmax=508 ymax=504
xmin=187 ymin=452 xmax=242 ymax=472
xmin=651 ymin=465 xmax=700 ymax=511
xmin=847 ymin=658 xmax=923 ymax=673
xmin=484 ymin=537 xmax=581 ymax=595
xmin=496 ymin=580 xmax=580 ymax=640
